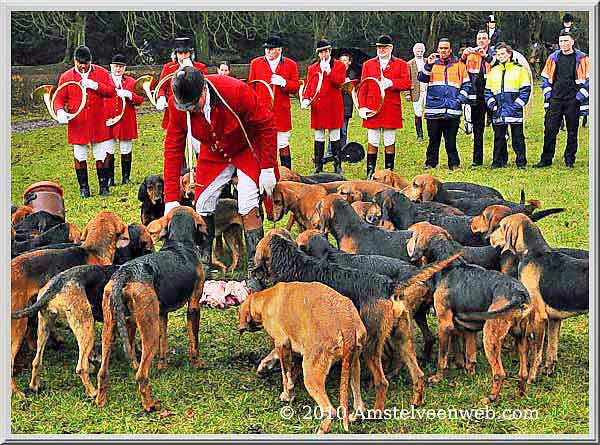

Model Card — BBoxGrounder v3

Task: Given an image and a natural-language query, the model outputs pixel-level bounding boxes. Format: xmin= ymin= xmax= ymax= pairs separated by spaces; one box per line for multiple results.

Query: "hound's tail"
xmin=393 ymin=252 xmax=464 ymax=301
xmin=11 ymin=274 xmax=69 ymax=319
xmin=455 ymin=291 xmax=529 ymax=321
xmin=531 ymin=208 xmax=565 ymax=222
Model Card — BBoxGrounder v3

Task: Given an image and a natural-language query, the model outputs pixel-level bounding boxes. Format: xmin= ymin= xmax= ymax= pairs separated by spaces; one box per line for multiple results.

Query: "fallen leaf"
xmin=186 ymin=409 xmax=196 ymax=419
xmin=159 ymin=410 xmax=174 ymax=418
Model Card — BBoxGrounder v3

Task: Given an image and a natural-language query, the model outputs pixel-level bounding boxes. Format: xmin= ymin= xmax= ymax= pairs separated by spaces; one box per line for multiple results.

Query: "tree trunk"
xmin=62 ymin=12 xmax=87 ymax=63
xmin=194 ymin=31 xmax=210 ymax=63
xmin=426 ymin=12 xmax=441 ymax=51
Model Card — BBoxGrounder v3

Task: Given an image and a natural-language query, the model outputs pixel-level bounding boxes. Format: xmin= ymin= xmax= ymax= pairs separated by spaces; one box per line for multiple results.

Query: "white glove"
xmin=301 ymin=99 xmax=311 ymax=109
xmin=117 ymin=89 xmax=132 ymax=100
xmin=164 ymin=201 xmax=181 ymax=216
xmin=81 ymin=78 xmax=98 ymax=90
xmin=56 ymin=109 xmax=68 ymax=124
xmin=271 ymin=74 xmax=287 ymax=87
xmin=358 ymin=107 xmax=372 ymax=120
xmin=156 ymin=95 xmax=168 ymax=111
xmin=180 ymin=58 xmax=194 ymax=68
xmin=381 ymin=77 xmax=393 ymax=90
xmin=259 ymin=168 xmax=277 ymax=197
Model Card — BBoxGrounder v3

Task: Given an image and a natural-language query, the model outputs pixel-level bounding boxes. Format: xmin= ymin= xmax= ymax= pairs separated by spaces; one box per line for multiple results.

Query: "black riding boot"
xmin=74 ymin=159 xmax=90 ymax=198
xmin=245 ymin=226 xmax=265 ymax=292
xmin=121 ymin=153 xmax=132 ymax=184
xmin=313 ymin=140 xmax=325 ymax=174
xmin=366 ymin=152 xmax=377 ymax=179
xmin=106 ymin=153 xmax=115 ymax=187
xmin=384 ymin=151 xmax=395 ymax=171
xmin=331 ymin=139 xmax=343 ymax=174
xmin=96 ymin=160 xmax=110 ymax=196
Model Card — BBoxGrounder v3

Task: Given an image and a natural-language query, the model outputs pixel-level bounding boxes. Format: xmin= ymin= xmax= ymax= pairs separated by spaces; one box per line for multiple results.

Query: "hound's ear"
xmin=487 ymin=209 xmax=507 ymax=238
xmin=148 ymin=216 xmax=168 ymax=241
xmin=501 ymin=221 xmax=518 ymax=254
xmin=422 ymin=179 xmax=438 ymax=202
xmin=138 ymin=180 xmax=149 ymax=202
xmin=67 ymin=222 xmax=82 ymax=243
xmin=116 ymin=222 xmax=130 ymax=248
xmin=193 ymin=212 xmax=208 ymax=236
xmin=80 ymin=222 xmax=89 ymax=243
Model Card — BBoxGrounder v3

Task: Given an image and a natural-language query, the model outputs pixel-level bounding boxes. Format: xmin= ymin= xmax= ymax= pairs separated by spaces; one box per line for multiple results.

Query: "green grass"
xmin=10 ymin=89 xmax=589 ymax=435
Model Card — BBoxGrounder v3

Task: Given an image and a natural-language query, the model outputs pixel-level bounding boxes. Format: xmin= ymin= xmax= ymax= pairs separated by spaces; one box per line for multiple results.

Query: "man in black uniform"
xmin=534 ymin=30 xmax=590 ymax=169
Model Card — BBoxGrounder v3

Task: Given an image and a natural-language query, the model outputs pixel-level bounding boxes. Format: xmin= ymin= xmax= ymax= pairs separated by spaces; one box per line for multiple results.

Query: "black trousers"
xmin=426 ymin=118 xmax=460 ymax=168
xmin=471 ymin=100 xmax=487 ymax=165
xmin=541 ymin=98 xmax=580 ymax=165
xmin=492 ymin=123 xmax=527 ymax=167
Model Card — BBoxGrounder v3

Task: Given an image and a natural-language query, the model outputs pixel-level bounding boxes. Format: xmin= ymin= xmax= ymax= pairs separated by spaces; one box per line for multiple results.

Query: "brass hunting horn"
xmin=31 ymin=81 xmax=87 ymax=121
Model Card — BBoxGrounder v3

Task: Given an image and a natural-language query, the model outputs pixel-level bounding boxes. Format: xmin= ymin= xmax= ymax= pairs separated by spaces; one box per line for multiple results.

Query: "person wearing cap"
xmin=53 ymin=45 xmax=116 ymax=198
xmin=486 ymin=14 xmax=502 ymax=50
xmin=301 ymin=39 xmax=346 ymax=174
xmin=163 ymin=67 xmax=278 ymax=290
xmin=248 ymin=35 xmax=300 ymax=169
xmin=155 ymin=37 xmax=208 ymax=130
xmin=418 ymin=38 xmax=472 ymax=170
xmin=357 ymin=35 xmax=411 ymax=178
xmin=105 ymin=53 xmax=144 ymax=185
xmin=484 ymin=43 xmax=531 ymax=169
xmin=561 ymin=13 xmax=577 ymax=36
xmin=217 ymin=61 xmax=231 ymax=76
xmin=325 ymin=51 xmax=359 ymax=160
xmin=407 ymin=43 xmax=428 ymax=141
xmin=534 ymin=30 xmax=589 ymax=169
xmin=461 ymin=30 xmax=494 ymax=167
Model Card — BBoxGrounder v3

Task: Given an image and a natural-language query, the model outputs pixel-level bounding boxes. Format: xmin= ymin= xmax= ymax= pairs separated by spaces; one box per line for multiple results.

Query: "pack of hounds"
xmin=11 ymin=166 xmax=589 ymax=434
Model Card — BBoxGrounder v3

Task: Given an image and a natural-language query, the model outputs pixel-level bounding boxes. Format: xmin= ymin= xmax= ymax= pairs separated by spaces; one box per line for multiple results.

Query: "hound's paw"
xmin=427 ymin=373 xmax=444 ymax=385
xmin=279 ymin=391 xmax=295 ymax=403
xmin=480 ymin=395 xmax=496 ymax=406
xmin=143 ymin=399 xmax=161 ymax=412
xmin=191 ymin=358 xmax=207 ymax=369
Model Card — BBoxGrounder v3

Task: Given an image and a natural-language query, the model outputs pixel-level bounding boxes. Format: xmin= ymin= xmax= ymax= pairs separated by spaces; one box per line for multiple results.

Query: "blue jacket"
xmin=541 ymin=49 xmax=590 ymax=116
xmin=418 ymin=56 xmax=472 ymax=119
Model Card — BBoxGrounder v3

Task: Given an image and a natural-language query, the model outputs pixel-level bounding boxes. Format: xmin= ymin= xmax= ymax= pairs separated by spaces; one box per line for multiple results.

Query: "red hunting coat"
xmin=163 ymin=75 xmax=278 ymax=208
xmin=358 ymin=56 xmax=412 ymax=129
xmin=303 ymin=58 xmax=346 ymax=129
xmin=53 ymin=65 xmax=116 ymax=145
xmin=248 ymin=56 xmax=300 ymax=132
xmin=157 ymin=60 xmax=208 ymax=129
xmin=106 ymin=75 xmax=144 ymax=141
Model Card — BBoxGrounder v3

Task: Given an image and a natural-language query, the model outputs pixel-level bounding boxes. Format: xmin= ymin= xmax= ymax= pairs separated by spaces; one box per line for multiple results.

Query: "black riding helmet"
xmin=171 ymin=66 xmax=205 ymax=112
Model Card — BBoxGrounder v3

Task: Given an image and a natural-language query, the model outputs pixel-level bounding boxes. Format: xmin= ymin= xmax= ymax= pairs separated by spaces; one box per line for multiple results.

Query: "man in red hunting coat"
xmin=301 ymin=38 xmax=346 ymax=174
xmin=105 ymin=53 xmax=144 ymax=185
xmin=248 ymin=35 xmax=300 ymax=169
xmin=357 ymin=35 xmax=412 ymax=179
xmin=163 ymin=67 xmax=278 ymax=290
xmin=155 ymin=37 xmax=208 ymax=130
xmin=53 ymin=45 xmax=116 ymax=197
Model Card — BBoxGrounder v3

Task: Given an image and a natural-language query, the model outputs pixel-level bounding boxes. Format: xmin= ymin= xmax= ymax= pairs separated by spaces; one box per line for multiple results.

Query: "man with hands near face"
xmin=105 ymin=53 xmax=144 ymax=186
xmin=155 ymin=37 xmax=208 ymax=131
xmin=357 ymin=35 xmax=412 ymax=179
xmin=461 ymin=30 xmax=494 ymax=166
xmin=418 ymin=38 xmax=472 ymax=170
xmin=301 ymin=39 xmax=346 ymax=174
xmin=53 ymin=45 xmax=116 ymax=198
xmin=248 ymin=35 xmax=300 ymax=169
